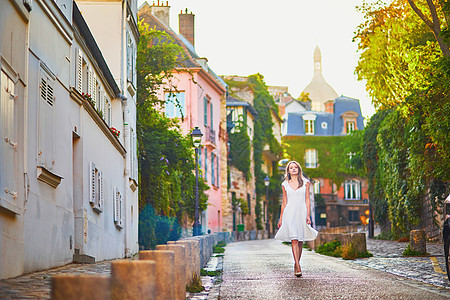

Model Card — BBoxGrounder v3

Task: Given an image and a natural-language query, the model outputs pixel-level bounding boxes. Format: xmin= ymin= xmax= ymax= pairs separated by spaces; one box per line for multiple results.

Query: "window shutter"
xmin=204 ymin=98 xmax=208 ymax=126
xmin=94 ymin=171 xmax=104 ymax=212
xmin=211 ymin=153 xmax=215 ymax=185
xmin=38 ymin=70 xmax=54 ymax=169
xmin=89 ymin=162 xmax=96 ymax=204
xmin=210 ymin=101 xmax=213 ymax=128
xmin=76 ymin=49 xmax=83 ymax=93
xmin=0 ymin=71 xmax=17 ymax=203
xmin=120 ymin=193 xmax=124 ymax=228
xmin=92 ymin=76 xmax=97 ymax=108
xmin=217 ymin=155 xmax=219 ymax=186
xmin=204 ymin=148 xmax=208 ymax=181
xmin=113 ymin=187 xmax=119 ymax=223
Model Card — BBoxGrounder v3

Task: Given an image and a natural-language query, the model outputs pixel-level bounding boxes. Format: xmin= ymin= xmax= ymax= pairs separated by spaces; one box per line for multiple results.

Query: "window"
xmin=127 ymin=31 xmax=136 ymax=86
xmin=344 ymin=179 xmax=360 ymax=200
xmin=114 ymin=187 xmax=124 ymax=229
xmin=204 ymin=147 xmax=208 ymax=181
xmin=346 ymin=121 xmax=355 ymax=134
xmin=305 ymin=120 xmax=314 ymax=135
xmin=305 ymin=149 xmax=317 ymax=168
xmin=348 ymin=210 xmax=359 ymax=222
xmin=0 ymin=70 xmax=18 ymax=208
xmin=314 ymin=180 xmax=320 ymax=194
xmin=89 ymin=162 xmax=104 ymax=213
xmin=130 ymin=128 xmax=138 ymax=181
xmin=38 ymin=65 xmax=55 ymax=170
xmin=165 ymin=92 xmax=185 ymax=118
xmin=211 ymin=153 xmax=215 ymax=185
xmin=247 ymin=193 xmax=251 ymax=212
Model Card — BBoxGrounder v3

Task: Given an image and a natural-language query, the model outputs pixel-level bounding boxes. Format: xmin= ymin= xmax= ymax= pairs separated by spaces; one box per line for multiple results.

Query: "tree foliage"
xmin=355 ymin=1 xmax=450 ymax=236
xmin=137 ymin=20 xmax=209 ymax=243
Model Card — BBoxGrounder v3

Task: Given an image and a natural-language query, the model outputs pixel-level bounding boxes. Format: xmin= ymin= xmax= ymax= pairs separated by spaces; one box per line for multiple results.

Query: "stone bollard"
xmin=156 ymin=244 xmax=186 ymax=300
xmin=52 ymin=274 xmax=110 ymax=300
xmin=140 ymin=250 xmax=175 ymax=300
xmin=410 ymin=229 xmax=427 ymax=253
xmin=168 ymin=240 xmax=195 ymax=283
xmin=111 ymin=260 xmax=156 ymax=300
xmin=350 ymin=233 xmax=367 ymax=253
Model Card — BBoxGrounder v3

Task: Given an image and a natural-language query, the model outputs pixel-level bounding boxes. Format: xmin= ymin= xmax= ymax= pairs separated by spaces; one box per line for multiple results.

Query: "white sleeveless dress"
xmin=274 ymin=180 xmax=319 ymax=242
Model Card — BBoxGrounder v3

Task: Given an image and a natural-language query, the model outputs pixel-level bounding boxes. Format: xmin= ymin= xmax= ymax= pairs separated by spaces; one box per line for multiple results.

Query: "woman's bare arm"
xmin=278 ymin=185 xmax=287 ymax=228
xmin=305 ymin=181 xmax=311 ymax=225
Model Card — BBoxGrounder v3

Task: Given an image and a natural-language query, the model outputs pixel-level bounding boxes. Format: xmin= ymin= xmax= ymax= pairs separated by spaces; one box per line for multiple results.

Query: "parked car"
xmin=443 ymin=195 xmax=450 ymax=281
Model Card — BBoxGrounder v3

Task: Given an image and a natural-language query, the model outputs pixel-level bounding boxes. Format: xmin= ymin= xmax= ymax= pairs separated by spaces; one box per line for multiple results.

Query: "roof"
xmin=226 ymin=96 xmax=258 ymax=116
xmin=73 ymin=2 xmax=120 ymax=96
xmin=138 ymin=4 xmax=227 ymax=91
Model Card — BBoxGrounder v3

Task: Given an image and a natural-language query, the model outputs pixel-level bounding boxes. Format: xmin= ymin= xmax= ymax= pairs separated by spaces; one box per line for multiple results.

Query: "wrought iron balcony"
xmin=204 ymin=126 xmax=216 ymax=145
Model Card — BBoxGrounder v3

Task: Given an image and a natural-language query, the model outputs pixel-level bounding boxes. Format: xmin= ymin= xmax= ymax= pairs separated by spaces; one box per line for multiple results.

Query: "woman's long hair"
xmin=284 ymin=161 xmax=304 ymax=188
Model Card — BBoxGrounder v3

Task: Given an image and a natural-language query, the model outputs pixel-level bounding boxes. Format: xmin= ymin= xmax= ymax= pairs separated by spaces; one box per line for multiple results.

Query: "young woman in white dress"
xmin=275 ymin=161 xmax=318 ymax=277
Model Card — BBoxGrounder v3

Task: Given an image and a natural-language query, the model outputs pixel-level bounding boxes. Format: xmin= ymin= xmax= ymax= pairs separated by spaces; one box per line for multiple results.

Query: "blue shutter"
xmin=210 ymin=101 xmax=213 ymax=128
xmin=211 ymin=154 xmax=215 ymax=185
xmin=198 ymin=146 xmax=202 ymax=177
xmin=204 ymin=148 xmax=208 ymax=181
xmin=204 ymin=97 xmax=208 ymax=126
xmin=216 ymin=155 xmax=219 ymax=186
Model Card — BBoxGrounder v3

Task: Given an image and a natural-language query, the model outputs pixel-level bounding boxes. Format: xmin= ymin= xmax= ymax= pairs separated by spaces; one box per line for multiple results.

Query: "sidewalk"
xmin=351 ymin=236 xmax=450 ymax=290
xmin=0 ymin=261 xmax=113 ymax=299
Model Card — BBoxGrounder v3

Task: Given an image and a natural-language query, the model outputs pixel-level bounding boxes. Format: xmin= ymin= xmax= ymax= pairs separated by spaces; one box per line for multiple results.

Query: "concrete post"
xmin=156 ymin=245 xmax=186 ymax=300
xmin=168 ymin=240 xmax=195 ymax=284
xmin=140 ymin=250 xmax=175 ymax=300
xmin=410 ymin=229 xmax=427 ymax=253
xmin=110 ymin=260 xmax=156 ymax=300
xmin=350 ymin=233 xmax=367 ymax=253
xmin=51 ymin=274 xmax=110 ymax=300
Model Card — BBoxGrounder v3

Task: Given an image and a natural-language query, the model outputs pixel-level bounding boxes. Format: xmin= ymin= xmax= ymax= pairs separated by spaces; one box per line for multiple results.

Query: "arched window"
xmin=344 ymin=179 xmax=360 ymax=200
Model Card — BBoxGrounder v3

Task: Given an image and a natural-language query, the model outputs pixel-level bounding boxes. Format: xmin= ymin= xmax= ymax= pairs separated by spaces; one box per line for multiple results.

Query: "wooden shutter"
xmin=89 ymin=162 xmax=96 ymax=204
xmin=0 ymin=71 xmax=17 ymax=203
xmin=38 ymin=69 xmax=54 ymax=169
xmin=76 ymin=49 xmax=83 ymax=93
xmin=94 ymin=171 xmax=104 ymax=213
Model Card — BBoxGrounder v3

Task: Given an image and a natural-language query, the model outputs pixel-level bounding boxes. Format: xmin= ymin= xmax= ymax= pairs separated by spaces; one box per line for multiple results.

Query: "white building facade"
xmin=0 ymin=0 xmax=138 ymax=279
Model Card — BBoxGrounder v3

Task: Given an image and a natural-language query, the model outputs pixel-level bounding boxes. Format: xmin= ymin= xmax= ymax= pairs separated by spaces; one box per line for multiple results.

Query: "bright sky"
xmin=138 ymin=0 xmax=376 ymax=119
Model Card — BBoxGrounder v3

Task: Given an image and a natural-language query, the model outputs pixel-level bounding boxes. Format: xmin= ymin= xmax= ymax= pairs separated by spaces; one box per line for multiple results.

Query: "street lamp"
xmin=191 ymin=127 xmax=203 ymax=236
xmin=264 ymin=176 xmax=270 ymax=236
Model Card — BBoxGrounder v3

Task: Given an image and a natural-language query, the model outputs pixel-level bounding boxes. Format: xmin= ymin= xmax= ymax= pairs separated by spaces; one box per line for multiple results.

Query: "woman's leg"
xmin=298 ymin=241 xmax=303 ymax=271
xmin=291 ymin=239 xmax=300 ymax=272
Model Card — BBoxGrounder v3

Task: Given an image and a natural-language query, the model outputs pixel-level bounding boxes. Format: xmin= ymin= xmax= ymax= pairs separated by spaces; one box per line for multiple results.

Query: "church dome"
xmin=301 ymin=46 xmax=338 ymax=112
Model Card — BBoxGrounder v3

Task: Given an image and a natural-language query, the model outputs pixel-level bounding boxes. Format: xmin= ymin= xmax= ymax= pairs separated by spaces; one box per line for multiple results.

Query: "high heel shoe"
xmin=295 ymin=271 xmax=302 ymax=277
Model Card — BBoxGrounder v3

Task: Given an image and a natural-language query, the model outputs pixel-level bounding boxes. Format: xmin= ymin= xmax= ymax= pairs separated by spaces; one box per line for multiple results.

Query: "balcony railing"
xmin=204 ymin=126 xmax=216 ymax=145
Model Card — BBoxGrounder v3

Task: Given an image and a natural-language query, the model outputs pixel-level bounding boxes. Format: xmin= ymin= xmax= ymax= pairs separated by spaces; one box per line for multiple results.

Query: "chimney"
xmin=324 ymin=100 xmax=334 ymax=113
xmin=150 ymin=1 xmax=171 ymax=27
xmin=179 ymin=8 xmax=195 ymax=47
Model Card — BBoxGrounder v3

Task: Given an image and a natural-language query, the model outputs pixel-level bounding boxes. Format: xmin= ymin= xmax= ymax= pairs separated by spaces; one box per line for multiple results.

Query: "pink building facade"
xmin=139 ymin=2 xmax=228 ymax=234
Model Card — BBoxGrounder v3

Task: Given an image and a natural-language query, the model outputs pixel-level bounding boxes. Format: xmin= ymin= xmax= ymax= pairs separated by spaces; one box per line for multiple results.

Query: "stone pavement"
xmin=0 ymin=261 xmax=112 ymax=299
xmin=0 ymin=236 xmax=449 ymax=299
xmin=351 ymin=237 xmax=450 ymax=289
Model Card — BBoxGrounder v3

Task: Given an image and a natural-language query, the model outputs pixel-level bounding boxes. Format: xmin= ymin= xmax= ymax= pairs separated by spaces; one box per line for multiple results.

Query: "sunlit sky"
xmin=138 ymin=0 xmax=377 ymax=119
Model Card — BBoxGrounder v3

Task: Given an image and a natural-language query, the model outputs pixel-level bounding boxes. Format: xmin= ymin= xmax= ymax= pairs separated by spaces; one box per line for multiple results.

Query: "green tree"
xmin=137 ymin=21 xmax=208 ymax=246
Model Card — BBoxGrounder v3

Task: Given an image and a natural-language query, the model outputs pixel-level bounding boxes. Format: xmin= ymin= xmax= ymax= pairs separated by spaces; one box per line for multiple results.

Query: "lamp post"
xmin=191 ymin=127 xmax=203 ymax=236
xmin=264 ymin=176 xmax=270 ymax=236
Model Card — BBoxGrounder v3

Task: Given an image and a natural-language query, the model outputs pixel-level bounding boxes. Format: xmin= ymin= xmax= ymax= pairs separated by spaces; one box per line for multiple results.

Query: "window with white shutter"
xmin=114 ymin=187 xmax=123 ymax=229
xmin=130 ymin=128 xmax=138 ymax=181
xmin=89 ymin=162 xmax=97 ymax=205
xmin=76 ymin=49 xmax=83 ymax=93
xmin=89 ymin=162 xmax=104 ymax=213
xmin=38 ymin=66 xmax=55 ymax=170
xmin=0 ymin=70 xmax=18 ymax=211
